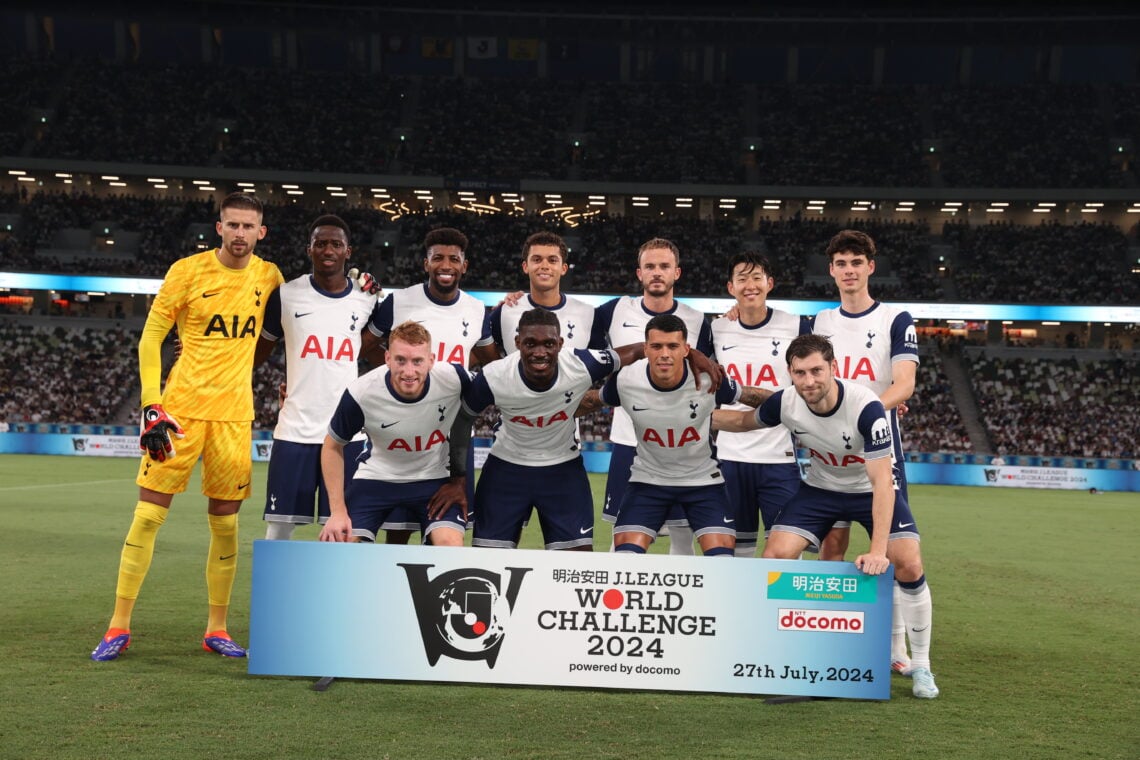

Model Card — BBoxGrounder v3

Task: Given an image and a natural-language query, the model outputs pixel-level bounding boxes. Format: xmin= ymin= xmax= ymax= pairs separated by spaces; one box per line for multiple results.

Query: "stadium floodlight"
xmin=897 ymin=201 xmax=915 ymax=206
xmin=101 ymin=175 xmax=119 ymax=181
xmin=109 ymin=181 xmax=127 ymax=187
xmin=330 ymin=192 xmax=347 ymax=197
xmin=192 ymin=180 xmax=211 ymax=185
xmin=985 ymin=208 xmax=1005 ymax=213
xmin=1085 ymin=202 xmax=1104 ymax=207
xmin=371 ymin=188 xmax=387 ymax=193
xmin=1032 ymin=208 xmax=1050 ymax=213
xmin=990 ymin=202 xmax=1009 ymax=207
xmin=236 ymin=182 xmax=256 ymax=188
xmin=199 ymin=185 xmax=216 ymax=191
xmin=154 ymin=184 xmax=168 ymax=189
xmin=17 ymin=176 xmax=35 ymax=182
xmin=326 ymin=186 xmax=343 ymax=191
xmin=281 ymin=184 xmax=300 ymax=189
xmin=1042 ymin=321 xmax=1060 ymax=326
xmin=944 ymin=202 xmax=963 ymax=207
xmin=7 ymin=170 xmax=25 ymax=175
xmin=54 ymin=172 xmax=71 ymax=178
xmin=285 ymin=189 xmax=303 ymax=195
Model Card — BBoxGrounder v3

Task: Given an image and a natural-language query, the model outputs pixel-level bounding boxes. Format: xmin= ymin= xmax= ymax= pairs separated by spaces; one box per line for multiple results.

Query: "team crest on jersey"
xmin=399 ymin=563 xmax=532 ymax=667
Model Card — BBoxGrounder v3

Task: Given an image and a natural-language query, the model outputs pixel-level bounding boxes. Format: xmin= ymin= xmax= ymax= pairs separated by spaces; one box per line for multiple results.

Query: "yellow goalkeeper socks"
xmin=109 ymin=501 xmax=169 ymax=630
xmin=205 ymin=512 xmax=239 ymax=633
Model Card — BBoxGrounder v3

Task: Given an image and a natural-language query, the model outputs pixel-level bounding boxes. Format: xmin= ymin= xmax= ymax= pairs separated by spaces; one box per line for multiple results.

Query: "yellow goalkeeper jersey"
xmin=146 ymin=248 xmax=283 ymax=421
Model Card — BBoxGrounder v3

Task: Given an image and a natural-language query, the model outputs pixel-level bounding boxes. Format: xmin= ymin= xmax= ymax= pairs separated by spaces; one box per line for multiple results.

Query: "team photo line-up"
xmin=91 ymin=191 xmax=938 ymax=700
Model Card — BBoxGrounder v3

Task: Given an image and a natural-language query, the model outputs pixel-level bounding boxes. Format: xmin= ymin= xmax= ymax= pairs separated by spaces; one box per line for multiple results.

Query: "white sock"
xmin=666 ymin=524 xmax=695 ymax=556
xmin=265 ymin=522 xmax=296 ymax=541
xmin=891 ymin=583 xmax=909 ymax=661
xmin=898 ymin=580 xmax=933 ymax=670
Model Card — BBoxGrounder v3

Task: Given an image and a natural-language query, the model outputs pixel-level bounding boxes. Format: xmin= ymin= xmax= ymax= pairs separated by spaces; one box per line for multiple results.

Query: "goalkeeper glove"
xmin=140 ymin=404 xmax=185 ymax=462
xmin=347 ymin=268 xmax=382 ymax=295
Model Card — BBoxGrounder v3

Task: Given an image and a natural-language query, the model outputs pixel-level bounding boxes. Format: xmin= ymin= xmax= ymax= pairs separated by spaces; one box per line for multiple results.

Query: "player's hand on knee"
xmin=428 ymin=477 xmax=467 ymax=520
xmin=854 ymin=552 xmax=890 ymax=576
xmin=320 ymin=515 xmax=354 ymax=542
xmin=347 ymin=268 xmax=382 ymax=296
xmin=139 ymin=404 xmax=184 ymax=462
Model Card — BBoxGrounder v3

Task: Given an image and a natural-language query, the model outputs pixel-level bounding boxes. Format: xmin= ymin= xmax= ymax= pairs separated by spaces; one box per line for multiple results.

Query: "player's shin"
xmin=110 ymin=501 xmax=169 ymax=630
xmin=206 ymin=512 xmax=239 ymax=633
xmin=897 ymin=575 xmax=933 ymax=670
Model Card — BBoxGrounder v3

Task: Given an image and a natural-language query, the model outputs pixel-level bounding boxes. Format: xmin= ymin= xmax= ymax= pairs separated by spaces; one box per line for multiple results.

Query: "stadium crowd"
xmin=3 ymin=57 xmax=1140 ymax=188
xmin=0 ymin=323 xmax=140 ymax=425
xmin=967 ymin=353 xmax=1139 ymax=459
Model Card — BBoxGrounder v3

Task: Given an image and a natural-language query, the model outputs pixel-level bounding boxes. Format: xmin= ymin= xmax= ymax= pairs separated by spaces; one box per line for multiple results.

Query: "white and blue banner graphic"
xmin=248 ymin=542 xmax=893 ymax=699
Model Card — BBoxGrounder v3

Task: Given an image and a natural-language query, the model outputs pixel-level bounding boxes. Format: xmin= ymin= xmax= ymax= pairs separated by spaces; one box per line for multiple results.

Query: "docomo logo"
xmin=777 ymin=608 xmax=864 ymax=634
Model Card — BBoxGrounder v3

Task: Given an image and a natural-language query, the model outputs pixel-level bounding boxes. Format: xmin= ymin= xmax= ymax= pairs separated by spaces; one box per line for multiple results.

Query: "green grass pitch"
xmin=1 ymin=454 xmax=1136 ymax=759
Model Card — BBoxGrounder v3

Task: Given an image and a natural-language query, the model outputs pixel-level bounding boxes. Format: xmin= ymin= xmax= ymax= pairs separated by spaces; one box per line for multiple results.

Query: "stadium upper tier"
xmin=3 ymin=58 xmax=1140 ymax=189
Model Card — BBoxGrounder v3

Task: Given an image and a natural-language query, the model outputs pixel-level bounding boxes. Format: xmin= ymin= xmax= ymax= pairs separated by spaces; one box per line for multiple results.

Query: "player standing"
xmin=589 ymin=238 xmax=714 ymax=555
xmin=364 ymin=227 xmax=498 ymax=544
xmin=489 ymin=231 xmax=596 ymax=353
xmin=711 ymin=252 xmax=810 ymax=557
xmin=813 ymin=229 xmax=923 ymax=677
xmin=91 ymin=193 xmax=283 ymax=661
xmin=318 ymin=322 xmax=471 ymax=545
xmin=256 ymin=215 xmax=381 ymax=540
xmin=714 ymin=334 xmax=938 ymax=698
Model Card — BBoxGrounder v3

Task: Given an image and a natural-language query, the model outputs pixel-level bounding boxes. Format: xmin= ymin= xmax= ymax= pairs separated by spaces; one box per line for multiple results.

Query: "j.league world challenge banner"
xmin=249 ymin=542 xmax=893 ymax=700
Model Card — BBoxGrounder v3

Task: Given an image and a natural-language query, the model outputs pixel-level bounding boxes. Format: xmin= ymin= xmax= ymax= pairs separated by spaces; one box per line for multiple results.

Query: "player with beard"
xmin=318 ymin=321 xmax=471 ymax=546
xmin=363 ymin=227 xmax=497 ymax=544
xmin=589 ymin=238 xmax=714 ymax=555
xmin=91 ymin=193 xmax=283 ymax=662
xmin=713 ymin=334 xmax=938 ymax=699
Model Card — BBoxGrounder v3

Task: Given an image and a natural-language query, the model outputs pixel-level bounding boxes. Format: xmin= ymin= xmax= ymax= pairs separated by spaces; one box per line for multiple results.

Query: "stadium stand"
xmin=965 ymin=351 xmax=1140 ymax=459
xmin=0 ymin=322 xmax=140 ymax=425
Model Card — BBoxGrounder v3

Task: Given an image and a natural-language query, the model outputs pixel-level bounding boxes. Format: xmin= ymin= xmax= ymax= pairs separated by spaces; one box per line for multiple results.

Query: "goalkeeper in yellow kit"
xmin=92 ymin=192 xmax=284 ymax=661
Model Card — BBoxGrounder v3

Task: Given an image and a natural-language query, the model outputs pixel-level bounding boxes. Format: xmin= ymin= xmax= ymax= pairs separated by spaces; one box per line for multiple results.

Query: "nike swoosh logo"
xmin=238 ymin=482 xmax=250 ymax=490
xmin=910 ymin=625 xmax=929 ymax=633
xmin=579 ymin=527 xmax=593 ymax=535
xmin=202 ymin=291 xmax=221 ymax=298
xmin=294 ymin=311 xmax=313 ymax=318
xmin=723 ymin=517 xmax=734 ymax=523
xmin=631 ymin=406 xmax=649 ymax=411
xmin=721 ymin=345 xmax=736 ymax=352
xmin=897 ymin=522 xmax=914 ymax=529
xmin=621 ymin=321 xmax=638 ymax=328
xmin=219 ymin=553 xmax=237 ymax=561
xmin=380 ymin=422 xmax=398 ymax=429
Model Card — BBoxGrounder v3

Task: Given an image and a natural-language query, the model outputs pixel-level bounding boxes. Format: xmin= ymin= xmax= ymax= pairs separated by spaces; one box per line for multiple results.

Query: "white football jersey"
xmin=600 ymin=361 xmax=739 ymax=487
xmin=367 ymin=283 xmax=493 ymax=368
xmin=591 ymin=296 xmax=714 ymax=447
xmin=812 ymin=302 xmax=919 ymax=398
xmin=464 ymin=348 xmax=618 ymax=466
xmin=328 ymin=363 xmax=471 ymax=483
xmin=711 ymin=308 xmax=808 ymax=463
xmin=261 ymin=276 xmax=377 ymax=443
xmin=755 ymin=380 xmax=892 ymax=493
xmin=490 ymin=294 xmax=596 ymax=353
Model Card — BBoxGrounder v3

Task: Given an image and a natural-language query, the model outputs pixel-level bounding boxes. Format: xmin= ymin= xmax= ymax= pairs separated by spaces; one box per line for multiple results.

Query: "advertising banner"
xmin=249 ymin=542 xmax=893 ymax=699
